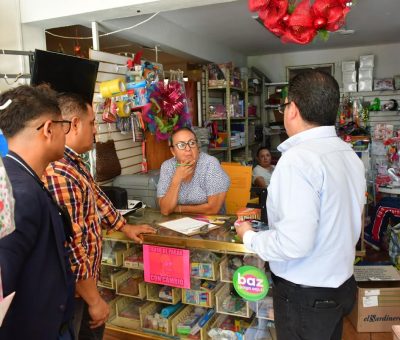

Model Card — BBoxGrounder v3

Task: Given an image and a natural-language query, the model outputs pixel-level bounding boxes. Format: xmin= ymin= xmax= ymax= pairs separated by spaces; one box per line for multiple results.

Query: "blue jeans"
xmin=73 ymin=298 xmax=105 ymax=340
xmin=272 ymin=273 xmax=357 ymax=340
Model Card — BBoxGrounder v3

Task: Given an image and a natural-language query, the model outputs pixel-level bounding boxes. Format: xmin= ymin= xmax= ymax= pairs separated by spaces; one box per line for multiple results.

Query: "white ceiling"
xmin=98 ymin=0 xmax=400 ymax=60
xmin=24 ymin=0 xmax=400 ymax=63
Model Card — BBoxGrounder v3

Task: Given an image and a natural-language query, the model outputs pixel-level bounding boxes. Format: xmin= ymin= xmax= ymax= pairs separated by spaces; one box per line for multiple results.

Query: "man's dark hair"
xmin=168 ymin=127 xmax=196 ymax=147
xmin=0 ymin=84 xmax=60 ymax=138
xmin=288 ymin=70 xmax=339 ymax=126
xmin=57 ymin=92 xmax=89 ymax=119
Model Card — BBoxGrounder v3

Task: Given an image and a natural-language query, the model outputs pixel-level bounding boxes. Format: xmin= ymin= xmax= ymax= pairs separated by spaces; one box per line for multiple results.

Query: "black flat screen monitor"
xmin=31 ymin=49 xmax=99 ymax=104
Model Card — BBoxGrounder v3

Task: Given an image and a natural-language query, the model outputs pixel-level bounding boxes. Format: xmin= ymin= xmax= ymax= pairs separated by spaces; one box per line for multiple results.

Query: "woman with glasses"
xmin=252 ymin=147 xmax=275 ymax=188
xmin=157 ymin=127 xmax=230 ymax=216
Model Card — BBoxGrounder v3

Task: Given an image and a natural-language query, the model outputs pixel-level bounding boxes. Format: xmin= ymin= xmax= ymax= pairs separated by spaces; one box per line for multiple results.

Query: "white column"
xmin=91 ymin=21 xmax=99 ymax=51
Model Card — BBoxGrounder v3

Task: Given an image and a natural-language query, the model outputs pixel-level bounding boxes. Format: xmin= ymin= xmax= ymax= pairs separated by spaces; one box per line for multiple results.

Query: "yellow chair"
xmin=221 ymin=162 xmax=253 ymax=215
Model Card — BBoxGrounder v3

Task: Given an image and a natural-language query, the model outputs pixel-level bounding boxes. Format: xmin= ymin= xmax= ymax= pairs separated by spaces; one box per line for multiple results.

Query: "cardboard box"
xmin=393 ymin=325 xmax=400 ymax=340
xmin=349 ymin=281 xmax=400 ymax=332
xmin=342 ymin=60 xmax=356 ymax=72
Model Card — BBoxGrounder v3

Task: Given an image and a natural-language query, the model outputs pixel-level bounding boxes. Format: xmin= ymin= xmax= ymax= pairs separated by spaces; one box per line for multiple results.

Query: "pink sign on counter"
xmin=143 ymin=245 xmax=190 ymax=289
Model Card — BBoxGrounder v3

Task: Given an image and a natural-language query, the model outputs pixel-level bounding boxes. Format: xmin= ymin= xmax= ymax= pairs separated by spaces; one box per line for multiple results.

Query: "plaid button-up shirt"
xmin=44 ymin=146 xmax=125 ymax=281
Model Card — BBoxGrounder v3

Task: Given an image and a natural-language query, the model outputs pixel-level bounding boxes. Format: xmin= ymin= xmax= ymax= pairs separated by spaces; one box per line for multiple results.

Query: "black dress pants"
xmin=272 ymin=273 xmax=357 ymax=340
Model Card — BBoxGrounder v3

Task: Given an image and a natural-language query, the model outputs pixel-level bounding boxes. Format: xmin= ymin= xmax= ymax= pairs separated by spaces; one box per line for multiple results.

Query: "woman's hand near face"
xmin=175 ymin=160 xmax=196 ymax=182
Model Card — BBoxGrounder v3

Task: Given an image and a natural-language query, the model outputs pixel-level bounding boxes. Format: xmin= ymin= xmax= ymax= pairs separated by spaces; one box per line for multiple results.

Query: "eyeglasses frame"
xmin=36 ymin=120 xmax=72 ymax=134
xmin=173 ymin=139 xmax=199 ymax=150
xmin=278 ymin=102 xmax=292 ymax=115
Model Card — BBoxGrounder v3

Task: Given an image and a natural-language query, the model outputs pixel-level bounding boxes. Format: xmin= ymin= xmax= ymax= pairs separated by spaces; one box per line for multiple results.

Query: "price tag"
xmin=363 ymin=296 xmax=378 ymax=308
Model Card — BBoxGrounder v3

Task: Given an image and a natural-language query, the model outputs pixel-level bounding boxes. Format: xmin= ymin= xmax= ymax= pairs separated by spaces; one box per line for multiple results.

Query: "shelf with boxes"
xmin=338 ymin=85 xmax=400 ymax=206
xmin=247 ymin=67 xmax=268 ymax=158
xmin=215 ymin=283 xmax=254 ymax=318
xmin=204 ymin=63 xmax=250 ymax=162
xmin=263 ymin=82 xmax=288 ymax=158
xmin=101 ymin=221 xmax=275 ymax=339
xmin=342 ymin=54 xmax=400 ymax=93
xmin=115 ymin=270 xmax=146 ymax=299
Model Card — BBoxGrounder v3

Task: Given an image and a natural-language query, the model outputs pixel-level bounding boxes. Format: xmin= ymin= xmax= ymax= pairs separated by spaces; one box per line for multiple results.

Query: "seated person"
xmin=252 ymin=147 xmax=275 ymax=188
xmin=157 ymin=127 xmax=230 ymax=216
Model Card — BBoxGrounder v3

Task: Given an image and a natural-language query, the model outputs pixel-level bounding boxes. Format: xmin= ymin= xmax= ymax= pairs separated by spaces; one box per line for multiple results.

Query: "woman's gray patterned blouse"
xmin=157 ymin=152 xmax=230 ymax=208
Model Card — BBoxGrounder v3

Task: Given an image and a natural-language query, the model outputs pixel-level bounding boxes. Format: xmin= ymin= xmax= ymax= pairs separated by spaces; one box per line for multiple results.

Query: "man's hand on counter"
xmin=120 ymin=223 xmax=156 ymax=243
xmin=234 ymin=220 xmax=254 ymax=241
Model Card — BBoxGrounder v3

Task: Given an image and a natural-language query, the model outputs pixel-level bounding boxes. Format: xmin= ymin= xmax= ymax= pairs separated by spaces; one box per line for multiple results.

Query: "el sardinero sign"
xmin=143 ymin=245 xmax=190 ymax=289
xmin=233 ymin=266 xmax=269 ymax=301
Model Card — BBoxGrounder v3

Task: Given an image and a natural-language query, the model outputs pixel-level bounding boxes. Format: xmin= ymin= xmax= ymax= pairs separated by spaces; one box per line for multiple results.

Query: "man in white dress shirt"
xmin=236 ymin=70 xmax=366 ymax=340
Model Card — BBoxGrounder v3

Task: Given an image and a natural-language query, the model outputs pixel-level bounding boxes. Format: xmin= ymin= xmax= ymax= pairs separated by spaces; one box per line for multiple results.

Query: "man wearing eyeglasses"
xmin=157 ymin=127 xmax=230 ymax=216
xmin=43 ymin=93 xmax=155 ymax=340
xmin=0 ymin=85 xmax=75 ymax=339
xmin=236 ymin=70 xmax=366 ymax=340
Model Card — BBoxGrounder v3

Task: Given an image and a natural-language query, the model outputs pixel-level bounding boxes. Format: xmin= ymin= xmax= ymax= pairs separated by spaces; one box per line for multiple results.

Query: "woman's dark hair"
xmin=0 ymin=84 xmax=60 ymax=138
xmin=288 ymin=70 xmax=339 ymax=126
xmin=168 ymin=127 xmax=196 ymax=146
xmin=256 ymin=147 xmax=271 ymax=158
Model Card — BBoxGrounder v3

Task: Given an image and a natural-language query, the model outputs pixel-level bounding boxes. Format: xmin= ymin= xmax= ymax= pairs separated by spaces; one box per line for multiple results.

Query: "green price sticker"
xmin=233 ymin=265 xmax=269 ymax=301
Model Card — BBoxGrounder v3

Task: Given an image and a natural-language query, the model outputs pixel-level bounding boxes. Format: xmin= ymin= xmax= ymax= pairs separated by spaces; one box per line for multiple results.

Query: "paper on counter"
xmin=158 ymin=217 xmax=219 ymax=236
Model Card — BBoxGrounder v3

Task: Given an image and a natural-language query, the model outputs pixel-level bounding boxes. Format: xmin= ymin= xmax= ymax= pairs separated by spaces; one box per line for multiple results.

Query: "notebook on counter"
xmin=158 ymin=217 xmax=220 ymax=236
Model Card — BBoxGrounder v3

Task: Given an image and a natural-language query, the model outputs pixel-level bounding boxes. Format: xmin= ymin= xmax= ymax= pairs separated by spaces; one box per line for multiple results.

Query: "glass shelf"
xmin=103 ymin=208 xmax=252 ymax=255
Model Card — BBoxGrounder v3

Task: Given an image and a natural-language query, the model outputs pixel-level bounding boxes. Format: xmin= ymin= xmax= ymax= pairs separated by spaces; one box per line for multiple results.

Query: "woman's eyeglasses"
xmin=173 ymin=139 xmax=198 ymax=150
xmin=278 ymin=102 xmax=291 ymax=114
xmin=36 ymin=120 xmax=72 ymax=134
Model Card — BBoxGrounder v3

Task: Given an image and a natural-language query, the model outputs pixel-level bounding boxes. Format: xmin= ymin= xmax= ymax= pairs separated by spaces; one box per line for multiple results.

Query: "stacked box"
xmin=349 ymin=281 xmax=400 ymax=332
xmin=342 ymin=60 xmax=357 ymax=92
xmin=359 ymin=54 xmax=374 ymax=91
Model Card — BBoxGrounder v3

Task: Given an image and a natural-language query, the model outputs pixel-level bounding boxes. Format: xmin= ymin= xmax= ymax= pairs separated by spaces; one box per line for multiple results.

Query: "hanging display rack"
xmin=0 ymin=49 xmax=34 ymax=81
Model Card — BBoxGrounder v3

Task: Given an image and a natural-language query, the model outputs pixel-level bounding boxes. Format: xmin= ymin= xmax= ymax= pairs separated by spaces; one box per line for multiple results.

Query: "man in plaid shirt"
xmin=44 ymin=93 xmax=155 ymax=340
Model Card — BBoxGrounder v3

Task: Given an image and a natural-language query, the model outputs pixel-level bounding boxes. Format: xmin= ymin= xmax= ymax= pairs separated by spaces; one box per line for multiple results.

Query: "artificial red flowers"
xmin=249 ymin=0 xmax=352 ymax=44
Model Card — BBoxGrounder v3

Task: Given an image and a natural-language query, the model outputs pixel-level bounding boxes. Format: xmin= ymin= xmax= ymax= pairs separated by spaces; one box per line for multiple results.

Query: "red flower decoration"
xmin=282 ymin=0 xmax=316 ymax=44
xmin=249 ymin=0 xmax=352 ymax=44
xmin=312 ymin=0 xmax=350 ymax=31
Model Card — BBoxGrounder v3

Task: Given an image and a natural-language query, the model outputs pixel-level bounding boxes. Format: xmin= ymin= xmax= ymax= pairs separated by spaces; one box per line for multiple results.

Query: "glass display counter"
xmin=104 ymin=208 xmax=253 ymax=255
xmin=102 ymin=208 xmax=276 ymax=340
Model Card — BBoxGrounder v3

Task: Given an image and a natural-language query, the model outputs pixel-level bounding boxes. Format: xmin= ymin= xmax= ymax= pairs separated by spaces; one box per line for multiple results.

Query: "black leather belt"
xmin=271 ymin=272 xmax=315 ymax=289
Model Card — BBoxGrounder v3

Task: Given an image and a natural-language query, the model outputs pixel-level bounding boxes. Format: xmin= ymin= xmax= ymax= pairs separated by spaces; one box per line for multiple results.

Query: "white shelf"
xmin=208 ymin=85 xmax=245 ymax=92
xmin=377 ymin=186 xmax=400 ymax=195
xmin=265 ymin=104 xmax=280 ymax=110
xmin=340 ymin=89 xmax=400 ymax=97
xmin=266 ymin=82 xmax=288 ymax=86
xmin=208 ymin=145 xmax=246 ymax=152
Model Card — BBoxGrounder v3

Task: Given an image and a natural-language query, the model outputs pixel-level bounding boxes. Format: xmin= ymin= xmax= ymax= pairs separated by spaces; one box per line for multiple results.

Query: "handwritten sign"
xmin=143 ymin=245 xmax=190 ymax=289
